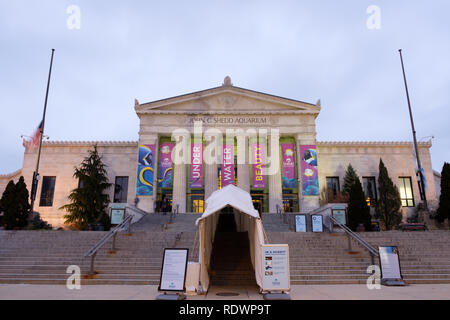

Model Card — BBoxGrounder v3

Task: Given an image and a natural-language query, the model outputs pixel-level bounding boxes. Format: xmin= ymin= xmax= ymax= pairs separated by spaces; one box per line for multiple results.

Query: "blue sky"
xmin=0 ymin=1 xmax=449 ymax=174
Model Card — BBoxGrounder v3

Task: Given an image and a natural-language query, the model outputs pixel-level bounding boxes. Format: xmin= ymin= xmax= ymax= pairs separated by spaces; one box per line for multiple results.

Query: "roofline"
xmin=137 ymin=85 xmax=318 ymax=108
xmin=35 ymin=140 xmax=432 ymax=148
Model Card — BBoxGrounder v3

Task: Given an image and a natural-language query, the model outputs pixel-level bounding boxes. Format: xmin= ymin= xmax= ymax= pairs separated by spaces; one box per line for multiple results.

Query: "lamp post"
xmin=398 ymin=49 xmax=428 ymax=211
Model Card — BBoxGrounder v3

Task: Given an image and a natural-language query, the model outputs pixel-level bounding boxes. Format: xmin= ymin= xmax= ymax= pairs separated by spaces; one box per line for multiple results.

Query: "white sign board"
xmin=332 ymin=209 xmax=347 ymax=225
xmin=311 ymin=215 xmax=323 ymax=232
xmin=295 ymin=215 xmax=307 ymax=232
xmin=159 ymin=248 xmax=189 ymax=292
xmin=379 ymin=246 xmax=403 ymax=280
xmin=262 ymin=244 xmax=290 ymax=291
xmin=111 ymin=208 xmax=125 ymax=225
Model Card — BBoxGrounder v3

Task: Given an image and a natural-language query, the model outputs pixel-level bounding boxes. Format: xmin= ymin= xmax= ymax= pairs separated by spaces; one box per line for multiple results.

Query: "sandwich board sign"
xmin=158 ymin=248 xmax=189 ymax=295
xmin=295 ymin=215 xmax=307 ymax=232
xmin=262 ymin=244 xmax=290 ymax=292
xmin=311 ymin=215 xmax=323 ymax=232
xmin=378 ymin=246 xmax=405 ymax=286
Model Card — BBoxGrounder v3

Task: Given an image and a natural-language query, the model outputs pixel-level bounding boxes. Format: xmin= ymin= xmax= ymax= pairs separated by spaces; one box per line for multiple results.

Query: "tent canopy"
xmin=195 ymin=184 xmax=260 ymax=226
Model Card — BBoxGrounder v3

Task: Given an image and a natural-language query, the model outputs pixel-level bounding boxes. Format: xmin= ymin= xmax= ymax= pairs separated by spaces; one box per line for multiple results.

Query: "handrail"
xmin=329 ymin=216 xmax=379 ymax=261
xmin=84 ymin=214 xmax=133 ymax=275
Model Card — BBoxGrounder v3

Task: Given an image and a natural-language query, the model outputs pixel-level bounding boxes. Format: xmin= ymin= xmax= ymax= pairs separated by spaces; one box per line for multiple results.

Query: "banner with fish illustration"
xmin=251 ymin=143 xmax=266 ymax=188
xmin=300 ymin=145 xmax=319 ymax=196
xmin=136 ymin=144 xmax=155 ymax=196
xmin=158 ymin=143 xmax=174 ymax=188
xmin=281 ymin=144 xmax=297 ymax=188
xmin=189 ymin=143 xmax=203 ymax=188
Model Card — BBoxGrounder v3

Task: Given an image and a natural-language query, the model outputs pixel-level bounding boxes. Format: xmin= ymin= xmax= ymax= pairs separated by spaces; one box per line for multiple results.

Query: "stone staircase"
xmin=0 ymin=230 xmax=197 ymax=285
xmin=132 ymin=213 xmax=199 ymax=233
xmin=360 ymin=231 xmax=450 ymax=284
xmin=1 ymin=212 xmax=449 ymax=286
xmin=269 ymin=230 xmax=450 ymax=285
xmin=209 ymin=214 xmax=256 ymax=286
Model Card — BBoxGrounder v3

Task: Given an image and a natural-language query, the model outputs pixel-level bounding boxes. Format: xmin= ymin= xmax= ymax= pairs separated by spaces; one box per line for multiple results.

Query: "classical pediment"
xmin=135 ymin=80 xmax=321 ymax=116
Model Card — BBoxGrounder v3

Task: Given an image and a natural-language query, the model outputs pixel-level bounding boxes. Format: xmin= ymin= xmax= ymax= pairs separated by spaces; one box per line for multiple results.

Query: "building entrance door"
xmin=251 ymin=192 xmax=265 ymax=216
xmin=157 ymin=192 xmax=172 ymax=213
xmin=189 ymin=193 xmax=204 ymax=213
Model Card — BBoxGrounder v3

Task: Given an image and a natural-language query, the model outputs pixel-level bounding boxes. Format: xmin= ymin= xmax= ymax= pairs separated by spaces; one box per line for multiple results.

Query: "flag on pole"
xmin=23 ymin=121 xmax=43 ymax=151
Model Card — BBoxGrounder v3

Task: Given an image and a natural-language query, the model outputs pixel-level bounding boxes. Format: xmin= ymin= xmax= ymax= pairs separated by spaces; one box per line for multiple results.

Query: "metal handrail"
xmin=84 ymin=214 xmax=133 ymax=275
xmin=329 ymin=216 xmax=379 ymax=262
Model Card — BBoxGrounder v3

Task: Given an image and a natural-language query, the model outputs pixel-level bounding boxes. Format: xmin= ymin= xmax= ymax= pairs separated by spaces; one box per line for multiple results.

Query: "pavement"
xmin=0 ymin=284 xmax=449 ymax=300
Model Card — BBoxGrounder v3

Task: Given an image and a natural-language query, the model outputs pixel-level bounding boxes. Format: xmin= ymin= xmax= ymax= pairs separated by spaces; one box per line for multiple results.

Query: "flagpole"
xmin=398 ymin=49 xmax=428 ymax=211
xmin=30 ymin=49 xmax=55 ymax=214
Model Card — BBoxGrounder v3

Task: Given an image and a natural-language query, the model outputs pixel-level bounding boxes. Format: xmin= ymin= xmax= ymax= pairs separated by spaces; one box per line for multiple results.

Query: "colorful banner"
xmin=190 ymin=143 xmax=203 ymax=188
xmin=281 ymin=144 xmax=297 ymax=188
xmin=136 ymin=144 xmax=155 ymax=196
xmin=221 ymin=144 xmax=235 ymax=187
xmin=300 ymin=145 xmax=320 ymax=196
xmin=251 ymin=143 xmax=266 ymax=188
xmin=158 ymin=143 xmax=174 ymax=188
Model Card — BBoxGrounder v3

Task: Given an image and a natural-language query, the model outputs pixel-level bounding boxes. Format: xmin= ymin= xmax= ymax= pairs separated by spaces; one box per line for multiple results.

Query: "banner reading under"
xmin=190 ymin=143 xmax=203 ymax=188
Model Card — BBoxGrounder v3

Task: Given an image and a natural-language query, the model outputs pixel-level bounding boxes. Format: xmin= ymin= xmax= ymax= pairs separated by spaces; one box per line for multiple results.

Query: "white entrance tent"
xmin=195 ymin=184 xmax=266 ymax=292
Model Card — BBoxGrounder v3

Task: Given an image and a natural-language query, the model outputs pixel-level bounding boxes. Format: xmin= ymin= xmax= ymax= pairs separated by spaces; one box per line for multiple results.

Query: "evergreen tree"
xmin=347 ymin=178 xmax=372 ymax=231
xmin=376 ymin=159 xmax=403 ymax=230
xmin=61 ymin=146 xmax=112 ymax=230
xmin=436 ymin=162 xmax=450 ymax=224
xmin=343 ymin=164 xmax=359 ymax=196
xmin=0 ymin=177 xmax=30 ymax=230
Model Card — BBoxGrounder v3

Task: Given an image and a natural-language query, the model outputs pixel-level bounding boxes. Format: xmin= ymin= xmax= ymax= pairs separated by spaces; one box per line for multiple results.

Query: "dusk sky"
xmin=1 ymin=1 xmax=449 ymax=175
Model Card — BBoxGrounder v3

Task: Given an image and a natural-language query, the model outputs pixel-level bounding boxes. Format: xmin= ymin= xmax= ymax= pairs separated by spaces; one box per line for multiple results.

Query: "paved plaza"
xmin=0 ymin=284 xmax=449 ymax=300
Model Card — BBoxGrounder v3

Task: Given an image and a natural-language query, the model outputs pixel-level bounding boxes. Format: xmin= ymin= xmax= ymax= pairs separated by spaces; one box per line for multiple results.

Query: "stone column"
xmin=297 ymin=134 xmax=320 ymax=213
xmin=137 ymin=134 xmax=158 ymax=213
xmin=172 ymin=134 xmax=188 ymax=213
xmin=237 ymin=134 xmax=250 ymax=192
xmin=268 ymin=135 xmax=283 ymax=213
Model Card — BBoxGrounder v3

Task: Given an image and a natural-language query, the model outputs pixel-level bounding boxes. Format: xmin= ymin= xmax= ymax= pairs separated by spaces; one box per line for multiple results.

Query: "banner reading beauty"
xmin=221 ymin=144 xmax=235 ymax=187
xmin=190 ymin=143 xmax=203 ymax=188
xmin=136 ymin=144 xmax=155 ymax=196
xmin=251 ymin=143 xmax=266 ymax=188
xmin=281 ymin=144 xmax=297 ymax=188
xmin=300 ymin=145 xmax=319 ymax=196
xmin=158 ymin=143 xmax=174 ymax=188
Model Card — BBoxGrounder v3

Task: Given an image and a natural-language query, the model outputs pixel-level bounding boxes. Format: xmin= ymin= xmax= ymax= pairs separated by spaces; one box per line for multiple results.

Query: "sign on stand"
xmin=311 ymin=215 xmax=323 ymax=232
xmin=262 ymin=244 xmax=290 ymax=292
xmin=157 ymin=248 xmax=189 ymax=300
xmin=295 ymin=215 xmax=307 ymax=232
xmin=378 ymin=246 xmax=406 ymax=286
xmin=110 ymin=204 xmax=126 ymax=225
xmin=332 ymin=208 xmax=347 ymax=226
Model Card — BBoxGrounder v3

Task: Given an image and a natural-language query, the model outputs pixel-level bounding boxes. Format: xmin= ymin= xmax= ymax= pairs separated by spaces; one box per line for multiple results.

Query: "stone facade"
xmin=0 ymin=80 xmax=438 ymax=227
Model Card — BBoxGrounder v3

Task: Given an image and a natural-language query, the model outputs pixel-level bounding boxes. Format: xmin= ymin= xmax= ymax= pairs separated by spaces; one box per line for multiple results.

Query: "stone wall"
xmin=317 ymin=141 xmax=437 ymax=220
xmin=19 ymin=141 xmax=138 ymax=228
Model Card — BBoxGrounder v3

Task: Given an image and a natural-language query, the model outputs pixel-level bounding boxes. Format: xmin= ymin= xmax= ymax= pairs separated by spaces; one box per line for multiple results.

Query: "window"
xmin=114 ymin=177 xmax=129 ymax=203
xmin=398 ymin=177 xmax=415 ymax=207
xmin=39 ymin=177 xmax=56 ymax=207
xmin=326 ymin=177 xmax=340 ymax=197
xmin=363 ymin=177 xmax=377 ymax=206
